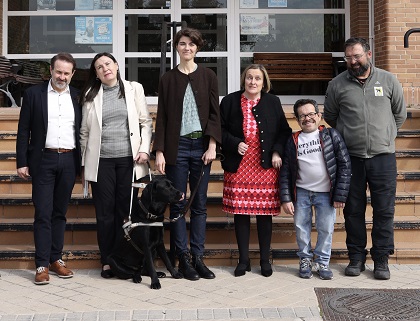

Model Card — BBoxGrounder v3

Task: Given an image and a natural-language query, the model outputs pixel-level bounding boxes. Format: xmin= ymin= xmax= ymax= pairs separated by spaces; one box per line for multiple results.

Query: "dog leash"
xmin=169 ymin=163 xmax=205 ymax=223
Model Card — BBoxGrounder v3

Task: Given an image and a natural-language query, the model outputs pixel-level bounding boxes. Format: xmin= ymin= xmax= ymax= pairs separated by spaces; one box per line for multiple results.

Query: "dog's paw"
xmin=150 ymin=280 xmax=161 ymax=289
xmin=157 ymin=271 xmax=166 ymax=278
xmin=132 ymin=275 xmax=142 ymax=283
xmin=171 ymin=271 xmax=183 ymax=279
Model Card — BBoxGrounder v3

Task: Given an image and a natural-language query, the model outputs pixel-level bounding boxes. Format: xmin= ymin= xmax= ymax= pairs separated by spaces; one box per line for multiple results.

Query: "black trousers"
xmin=32 ymin=151 xmax=76 ymax=268
xmin=91 ymin=157 xmax=135 ymax=265
xmin=344 ymin=153 xmax=397 ymax=261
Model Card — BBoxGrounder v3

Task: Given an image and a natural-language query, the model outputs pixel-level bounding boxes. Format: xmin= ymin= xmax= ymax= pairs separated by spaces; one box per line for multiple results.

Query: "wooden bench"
xmin=13 ymin=60 xmax=45 ymax=85
xmin=0 ymin=56 xmax=20 ymax=106
xmin=253 ymin=52 xmax=334 ymax=81
xmin=0 ymin=57 xmax=46 ymax=106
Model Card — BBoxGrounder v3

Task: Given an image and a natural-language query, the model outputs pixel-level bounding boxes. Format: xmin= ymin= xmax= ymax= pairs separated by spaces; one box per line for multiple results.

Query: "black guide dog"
xmin=108 ymin=178 xmax=184 ymax=289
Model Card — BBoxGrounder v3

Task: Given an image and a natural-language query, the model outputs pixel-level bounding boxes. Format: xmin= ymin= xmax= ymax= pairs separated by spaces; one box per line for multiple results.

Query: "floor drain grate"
xmin=315 ymin=288 xmax=420 ymax=321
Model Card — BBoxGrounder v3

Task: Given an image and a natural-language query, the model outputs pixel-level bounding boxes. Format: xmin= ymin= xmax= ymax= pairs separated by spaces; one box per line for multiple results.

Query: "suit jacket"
xmin=80 ymin=80 xmax=153 ymax=182
xmin=220 ymin=90 xmax=292 ymax=173
xmin=16 ymin=81 xmax=82 ymax=177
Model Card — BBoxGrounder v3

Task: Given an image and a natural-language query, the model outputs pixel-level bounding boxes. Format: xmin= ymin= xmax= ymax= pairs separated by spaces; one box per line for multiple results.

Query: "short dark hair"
xmin=173 ymin=27 xmax=204 ymax=51
xmin=51 ymin=52 xmax=76 ymax=72
xmin=293 ymin=99 xmax=319 ymax=118
xmin=344 ymin=37 xmax=370 ymax=53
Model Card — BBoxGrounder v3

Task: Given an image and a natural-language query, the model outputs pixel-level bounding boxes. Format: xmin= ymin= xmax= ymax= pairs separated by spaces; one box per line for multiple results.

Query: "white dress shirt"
xmin=45 ymin=80 xmax=75 ymax=149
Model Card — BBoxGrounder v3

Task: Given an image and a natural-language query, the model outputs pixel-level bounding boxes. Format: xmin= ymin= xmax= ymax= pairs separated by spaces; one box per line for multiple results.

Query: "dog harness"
xmin=122 ymin=165 xmax=163 ymax=244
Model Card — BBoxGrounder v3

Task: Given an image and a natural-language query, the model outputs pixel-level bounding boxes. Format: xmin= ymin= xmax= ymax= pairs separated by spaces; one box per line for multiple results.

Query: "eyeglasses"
xmin=297 ymin=112 xmax=318 ymax=120
xmin=343 ymin=53 xmax=365 ymax=62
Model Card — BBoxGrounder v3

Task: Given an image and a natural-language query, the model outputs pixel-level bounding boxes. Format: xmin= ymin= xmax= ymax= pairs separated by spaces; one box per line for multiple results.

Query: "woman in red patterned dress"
xmin=220 ymin=64 xmax=292 ymax=277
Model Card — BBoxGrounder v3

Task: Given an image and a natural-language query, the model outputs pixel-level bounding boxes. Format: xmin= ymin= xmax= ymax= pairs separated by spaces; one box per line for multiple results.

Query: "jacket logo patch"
xmin=374 ymin=87 xmax=384 ymax=96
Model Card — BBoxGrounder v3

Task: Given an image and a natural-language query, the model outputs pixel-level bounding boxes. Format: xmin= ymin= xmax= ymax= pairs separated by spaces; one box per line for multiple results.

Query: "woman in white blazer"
xmin=80 ymin=52 xmax=152 ymax=278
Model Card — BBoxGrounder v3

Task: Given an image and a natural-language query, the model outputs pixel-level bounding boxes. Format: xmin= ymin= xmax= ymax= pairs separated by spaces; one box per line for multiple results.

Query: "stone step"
xmin=2 ymin=106 xmax=420 ymax=131
xmin=2 ymin=105 xmax=420 ymax=267
xmin=0 ymin=189 xmax=419 ymax=218
xmin=2 ymin=169 xmax=420 ymax=194
xmin=1 ymin=212 xmax=419 ymax=268
xmin=2 ymin=148 xmax=420 ymax=172
xmin=2 ymin=215 xmax=420 ymax=246
xmin=3 ymin=127 xmax=420 ymax=151
xmin=0 ymin=170 xmax=225 ymax=195
xmin=0 ymin=240 xmax=418 ymax=269
xmin=396 ymin=130 xmax=420 ymax=149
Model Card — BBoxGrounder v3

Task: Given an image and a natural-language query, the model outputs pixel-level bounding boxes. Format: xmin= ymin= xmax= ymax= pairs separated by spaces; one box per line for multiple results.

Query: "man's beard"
xmin=53 ymin=79 xmax=67 ymax=90
xmin=348 ymin=60 xmax=371 ymax=78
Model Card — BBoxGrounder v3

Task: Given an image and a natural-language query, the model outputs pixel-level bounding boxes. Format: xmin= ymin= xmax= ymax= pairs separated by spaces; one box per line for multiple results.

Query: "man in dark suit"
xmin=16 ymin=52 xmax=82 ymax=285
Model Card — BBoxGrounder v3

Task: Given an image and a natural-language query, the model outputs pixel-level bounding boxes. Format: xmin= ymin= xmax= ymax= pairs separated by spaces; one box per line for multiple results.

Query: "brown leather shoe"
xmin=49 ymin=259 xmax=74 ymax=278
xmin=34 ymin=266 xmax=49 ymax=285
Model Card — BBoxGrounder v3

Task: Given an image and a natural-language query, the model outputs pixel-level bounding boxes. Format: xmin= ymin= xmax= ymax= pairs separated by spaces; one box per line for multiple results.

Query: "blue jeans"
xmin=294 ymin=187 xmax=336 ymax=265
xmin=165 ymin=137 xmax=211 ymax=257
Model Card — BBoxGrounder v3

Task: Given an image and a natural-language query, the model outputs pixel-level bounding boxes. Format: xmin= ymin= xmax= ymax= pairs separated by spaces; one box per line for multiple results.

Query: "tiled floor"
xmin=1 ymin=264 xmax=420 ymax=320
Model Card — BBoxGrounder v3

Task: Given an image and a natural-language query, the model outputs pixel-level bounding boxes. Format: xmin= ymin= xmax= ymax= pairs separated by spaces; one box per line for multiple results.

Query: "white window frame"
xmin=3 ymin=0 xmax=350 ymax=105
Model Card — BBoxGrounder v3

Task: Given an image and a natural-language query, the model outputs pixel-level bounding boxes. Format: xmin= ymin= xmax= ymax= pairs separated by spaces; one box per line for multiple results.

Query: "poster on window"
xmin=94 ymin=0 xmax=113 ymax=9
xmin=75 ymin=0 xmax=112 ymax=10
xmin=268 ymin=0 xmax=287 ymax=7
xmin=75 ymin=0 xmax=94 ymax=10
xmin=240 ymin=14 xmax=269 ymax=35
xmin=240 ymin=0 xmax=258 ymax=8
xmin=75 ymin=17 xmax=112 ymax=44
xmin=37 ymin=0 xmax=56 ymax=10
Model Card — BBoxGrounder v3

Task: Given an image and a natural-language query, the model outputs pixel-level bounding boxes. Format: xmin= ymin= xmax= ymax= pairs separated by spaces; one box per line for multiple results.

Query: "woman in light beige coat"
xmin=80 ymin=52 xmax=152 ymax=278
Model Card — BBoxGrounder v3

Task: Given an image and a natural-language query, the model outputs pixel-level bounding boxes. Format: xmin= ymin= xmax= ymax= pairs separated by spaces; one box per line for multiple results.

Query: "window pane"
xmin=72 ymin=58 xmax=94 ymax=90
xmin=240 ymin=0 xmax=344 ymax=9
xmin=9 ymin=0 xmax=112 ymax=11
xmin=126 ymin=57 xmax=170 ymax=97
xmin=240 ymin=14 xmax=344 ymax=52
xmin=125 ymin=15 xmax=171 ymax=52
xmin=181 ymin=0 xmax=227 ymax=8
xmin=125 ymin=0 xmax=170 ymax=9
xmin=126 ymin=57 xmax=227 ymax=97
xmin=240 ymin=57 xmax=327 ymax=96
xmin=8 ymin=16 xmax=112 ymax=54
xmin=4 ymin=58 xmax=91 ymax=105
xmin=195 ymin=57 xmax=227 ymax=96
xmin=181 ymin=14 xmax=227 ymax=52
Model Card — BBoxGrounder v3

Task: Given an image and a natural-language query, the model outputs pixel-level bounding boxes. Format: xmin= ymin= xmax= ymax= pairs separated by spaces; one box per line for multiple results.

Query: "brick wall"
xmin=378 ymin=0 xmax=420 ymax=107
xmin=350 ymin=0 xmax=369 ymax=39
xmin=351 ymin=0 xmax=420 ymax=107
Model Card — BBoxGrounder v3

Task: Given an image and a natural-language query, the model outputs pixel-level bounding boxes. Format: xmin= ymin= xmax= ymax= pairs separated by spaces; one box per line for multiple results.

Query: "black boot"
xmin=192 ymin=255 xmax=215 ymax=279
xmin=260 ymin=260 xmax=272 ymax=277
xmin=374 ymin=256 xmax=390 ymax=280
xmin=178 ymin=252 xmax=200 ymax=281
xmin=234 ymin=260 xmax=251 ymax=277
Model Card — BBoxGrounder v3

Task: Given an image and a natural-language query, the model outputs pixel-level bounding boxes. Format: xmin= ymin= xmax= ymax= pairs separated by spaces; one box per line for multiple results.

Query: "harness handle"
xmin=129 ymin=161 xmax=153 ymax=222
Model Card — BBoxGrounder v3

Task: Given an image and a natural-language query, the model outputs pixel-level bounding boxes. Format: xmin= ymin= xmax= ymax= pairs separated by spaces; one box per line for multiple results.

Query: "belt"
xmin=182 ymin=131 xmax=203 ymax=139
xmin=44 ymin=148 xmax=74 ymax=153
